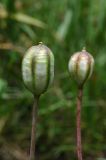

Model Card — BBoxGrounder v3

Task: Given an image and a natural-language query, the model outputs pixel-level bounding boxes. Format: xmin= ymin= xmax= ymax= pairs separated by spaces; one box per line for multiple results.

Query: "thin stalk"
xmin=29 ymin=95 xmax=39 ymax=160
xmin=76 ymin=87 xmax=83 ymax=160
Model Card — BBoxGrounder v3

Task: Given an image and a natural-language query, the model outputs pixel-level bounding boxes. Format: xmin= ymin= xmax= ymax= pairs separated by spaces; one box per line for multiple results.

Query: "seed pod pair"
xmin=22 ymin=44 xmax=94 ymax=160
xmin=22 ymin=44 xmax=94 ymax=93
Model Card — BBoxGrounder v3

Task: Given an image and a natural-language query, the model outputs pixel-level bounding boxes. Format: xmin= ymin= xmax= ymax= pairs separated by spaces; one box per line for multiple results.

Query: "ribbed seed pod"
xmin=68 ymin=48 xmax=94 ymax=88
xmin=22 ymin=43 xmax=54 ymax=96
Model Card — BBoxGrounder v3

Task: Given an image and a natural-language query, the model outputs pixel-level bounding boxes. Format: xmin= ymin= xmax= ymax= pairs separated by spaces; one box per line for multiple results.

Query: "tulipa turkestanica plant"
xmin=22 ymin=42 xmax=54 ymax=160
xmin=68 ymin=48 xmax=94 ymax=160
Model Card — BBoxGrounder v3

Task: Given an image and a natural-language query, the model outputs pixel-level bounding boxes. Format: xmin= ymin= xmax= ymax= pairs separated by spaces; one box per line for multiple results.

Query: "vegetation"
xmin=0 ymin=0 xmax=106 ymax=160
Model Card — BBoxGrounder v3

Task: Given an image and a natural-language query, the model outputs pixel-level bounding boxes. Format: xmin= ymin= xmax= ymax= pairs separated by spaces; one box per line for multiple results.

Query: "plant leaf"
xmin=11 ymin=12 xmax=46 ymax=29
xmin=56 ymin=10 xmax=72 ymax=41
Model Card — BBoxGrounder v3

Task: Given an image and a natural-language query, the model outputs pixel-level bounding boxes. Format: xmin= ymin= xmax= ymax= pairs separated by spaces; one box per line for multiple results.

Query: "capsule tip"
xmin=39 ymin=42 xmax=43 ymax=45
xmin=82 ymin=47 xmax=86 ymax=52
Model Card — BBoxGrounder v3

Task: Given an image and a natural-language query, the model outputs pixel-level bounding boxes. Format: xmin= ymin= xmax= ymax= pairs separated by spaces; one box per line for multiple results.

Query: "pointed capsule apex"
xmin=82 ymin=47 xmax=86 ymax=52
xmin=39 ymin=42 xmax=43 ymax=45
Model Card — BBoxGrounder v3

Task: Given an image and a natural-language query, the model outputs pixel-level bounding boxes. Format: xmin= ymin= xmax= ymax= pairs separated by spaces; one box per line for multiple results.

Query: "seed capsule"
xmin=68 ymin=48 xmax=94 ymax=88
xmin=22 ymin=43 xmax=54 ymax=96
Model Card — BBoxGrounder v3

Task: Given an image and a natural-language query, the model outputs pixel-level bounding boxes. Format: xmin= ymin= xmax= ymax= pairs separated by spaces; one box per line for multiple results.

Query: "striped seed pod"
xmin=68 ymin=48 xmax=94 ymax=88
xmin=22 ymin=43 xmax=54 ymax=96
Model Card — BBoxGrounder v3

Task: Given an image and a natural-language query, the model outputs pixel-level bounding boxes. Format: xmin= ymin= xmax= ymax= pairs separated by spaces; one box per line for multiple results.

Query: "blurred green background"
xmin=0 ymin=0 xmax=106 ymax=160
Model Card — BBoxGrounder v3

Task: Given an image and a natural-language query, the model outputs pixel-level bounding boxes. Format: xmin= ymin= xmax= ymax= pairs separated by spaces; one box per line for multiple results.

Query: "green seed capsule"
xmin=22 ymin=43 xmax=54 ymax=96
xmin=68 ymin=48 xmax=94 ymax=88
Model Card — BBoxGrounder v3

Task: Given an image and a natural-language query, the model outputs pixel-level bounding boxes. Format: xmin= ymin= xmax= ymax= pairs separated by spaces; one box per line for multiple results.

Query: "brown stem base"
xmin=29 ymin=96 xmax=39 ymax=160
xmin=76 ymin=87 xmax=83 ymax=160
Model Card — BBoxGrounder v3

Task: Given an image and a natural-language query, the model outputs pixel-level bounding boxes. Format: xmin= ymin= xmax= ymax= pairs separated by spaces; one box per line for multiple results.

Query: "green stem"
xmin=29 ymin=95 xmax=39 ymax=160
xmin=76 ymin=87 xmax=83 ymax=160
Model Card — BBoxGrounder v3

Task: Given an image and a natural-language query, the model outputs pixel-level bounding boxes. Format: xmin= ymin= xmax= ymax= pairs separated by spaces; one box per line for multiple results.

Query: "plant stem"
xmin=29 ymin=95 xmax=39 ymax=160
xmin=76 ymin=87 xmax=83 ymax=160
